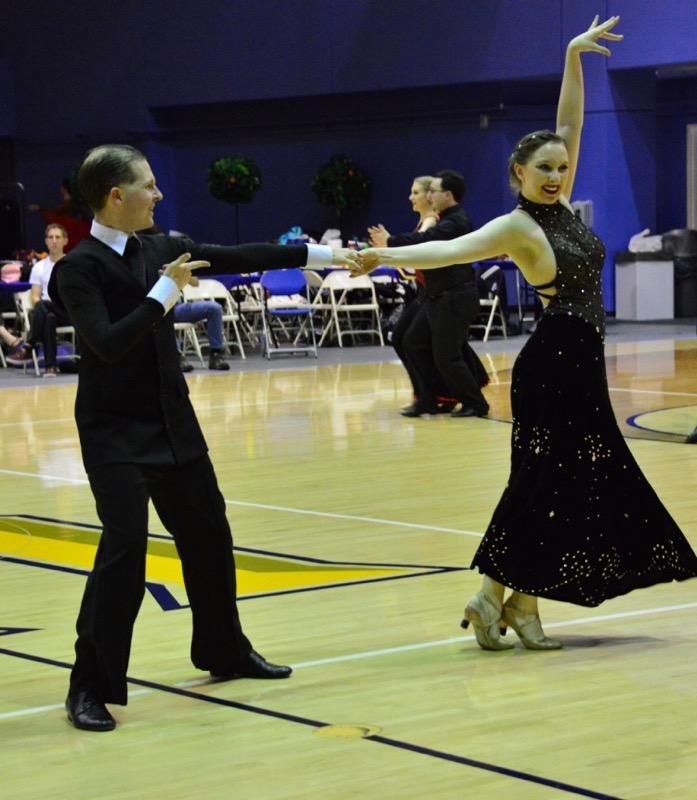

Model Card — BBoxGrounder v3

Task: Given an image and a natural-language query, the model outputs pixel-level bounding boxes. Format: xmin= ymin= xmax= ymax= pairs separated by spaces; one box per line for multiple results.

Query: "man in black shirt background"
xmin=377 ymin=170 xmax=489 ymax=418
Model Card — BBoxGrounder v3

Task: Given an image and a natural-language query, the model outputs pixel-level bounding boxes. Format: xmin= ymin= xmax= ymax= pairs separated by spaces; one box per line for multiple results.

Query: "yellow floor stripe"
xmin=0 ymin=518 xmax=417 ymax=596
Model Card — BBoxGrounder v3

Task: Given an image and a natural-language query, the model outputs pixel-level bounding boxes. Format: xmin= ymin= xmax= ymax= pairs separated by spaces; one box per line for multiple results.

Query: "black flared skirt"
xmin=472 ymin=312 xmax=697 ymax=607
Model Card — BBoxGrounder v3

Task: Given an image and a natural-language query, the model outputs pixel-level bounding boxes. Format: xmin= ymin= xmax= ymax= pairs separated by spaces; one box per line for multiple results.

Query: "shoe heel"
xmin=460 ymin=618 xmax=470 ymax=630
xmin=462 ymin=593 xmax=514 ymax=651
xmin=500 ymin=625 xmax=508 ymax=636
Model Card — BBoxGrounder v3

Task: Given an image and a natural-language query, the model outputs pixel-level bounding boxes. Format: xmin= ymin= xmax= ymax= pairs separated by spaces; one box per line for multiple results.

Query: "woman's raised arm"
xmin=556 ymin=15 xmax=622 ymax=199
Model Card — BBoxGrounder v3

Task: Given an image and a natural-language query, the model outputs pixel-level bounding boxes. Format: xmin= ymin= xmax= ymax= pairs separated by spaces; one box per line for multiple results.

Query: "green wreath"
xmin=311 ymin=154 xmax=370 ymax=214
xmin=207 ymin=155 xmax=262 ymax=204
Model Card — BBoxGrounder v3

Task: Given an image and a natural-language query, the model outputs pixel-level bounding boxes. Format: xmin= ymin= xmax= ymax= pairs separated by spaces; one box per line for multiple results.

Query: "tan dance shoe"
xmin=461 ymin=591 xmax=515 ymax=651
xmin=501 ymin=599 xmax=562 ymax=650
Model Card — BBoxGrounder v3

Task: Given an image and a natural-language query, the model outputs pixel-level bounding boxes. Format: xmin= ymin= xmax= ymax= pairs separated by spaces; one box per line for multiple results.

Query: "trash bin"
xmin=662 ymin=229 xmax=697 ymax=317
xmin=615 ymin=252 xmax=674 ymax=320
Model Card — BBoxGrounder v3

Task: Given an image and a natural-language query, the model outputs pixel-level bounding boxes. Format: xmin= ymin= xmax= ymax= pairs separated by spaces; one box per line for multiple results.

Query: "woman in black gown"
xmin=357 ymin=16 xmax=697 ymax=651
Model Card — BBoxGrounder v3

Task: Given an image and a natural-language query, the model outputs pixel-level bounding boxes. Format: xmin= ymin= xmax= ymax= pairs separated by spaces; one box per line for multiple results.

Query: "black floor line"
xmin=1 ymin=645 xmax=622 ymax=799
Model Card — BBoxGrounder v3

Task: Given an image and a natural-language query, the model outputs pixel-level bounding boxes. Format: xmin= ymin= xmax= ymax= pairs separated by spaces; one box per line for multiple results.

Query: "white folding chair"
xmin=472 ymin=265 xmax=508 ymax=342
xmin=236 ymin=281 xmax=264 ymax=347
xmin=173 ymin=320 xmax=205 ymax=366
xmin=182 ymin=278 xmax=245 ymax=359
xmin=318 ymin=270 xmax=385 ymax=348
xmin=298 ymin=270 xmax=334 ymax=345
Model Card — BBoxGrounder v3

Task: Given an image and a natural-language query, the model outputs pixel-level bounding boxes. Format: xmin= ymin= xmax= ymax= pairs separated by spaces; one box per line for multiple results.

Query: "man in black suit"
xmin=49 ymin=144 xmax=355 ymax=732
xmin=377 ymin=170 xmax=488 ymax=418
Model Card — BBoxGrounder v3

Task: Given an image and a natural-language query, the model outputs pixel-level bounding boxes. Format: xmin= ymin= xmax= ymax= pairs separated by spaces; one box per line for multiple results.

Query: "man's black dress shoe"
xmin=400 ymin=401 xmax=454 ymax=416
xmin=208 ymin=351 xmax=230 ymax=371
xmin=400 ymin=402 xmax=440 ymax=417
xmin=211 ymin=650 xmax=292 ymax=680
xmin=451 ymin=406 xmax=489 ymax=418
xmin=686 ymin=426 xmax=697 ymax=444
xmin=65 ymin=692 xmax=116 ymax=732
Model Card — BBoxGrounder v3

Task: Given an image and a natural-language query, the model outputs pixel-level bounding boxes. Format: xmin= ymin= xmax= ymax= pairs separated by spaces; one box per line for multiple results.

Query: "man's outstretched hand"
xmin=162 ymin=253 xmax=210 ymax=289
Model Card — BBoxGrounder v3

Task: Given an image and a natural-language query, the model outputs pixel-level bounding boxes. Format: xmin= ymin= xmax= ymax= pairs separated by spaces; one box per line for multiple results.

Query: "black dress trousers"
xmin=28 ymin=300 xmax=70 ymax=367
xmin=392 ymin=292 xmax=436 ymax=398
xmin=405 ymin=287 xmax=488 ymax=412
xmin=70 ymin=454 xmax=251 ymax=704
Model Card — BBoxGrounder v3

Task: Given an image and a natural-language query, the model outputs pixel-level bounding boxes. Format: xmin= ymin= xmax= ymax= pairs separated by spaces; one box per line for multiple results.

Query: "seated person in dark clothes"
xmin=12 ymin=223 xmax=71 ymax=376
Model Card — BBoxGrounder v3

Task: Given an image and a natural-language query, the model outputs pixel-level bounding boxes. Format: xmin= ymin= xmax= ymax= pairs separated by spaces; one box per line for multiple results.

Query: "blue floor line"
xmin=0 ymin=645 xmax=622 ymax=800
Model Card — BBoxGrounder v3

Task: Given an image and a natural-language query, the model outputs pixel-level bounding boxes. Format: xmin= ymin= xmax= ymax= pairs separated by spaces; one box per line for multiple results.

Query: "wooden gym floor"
xmin=1 ymin=323 xmax=696 ymax=800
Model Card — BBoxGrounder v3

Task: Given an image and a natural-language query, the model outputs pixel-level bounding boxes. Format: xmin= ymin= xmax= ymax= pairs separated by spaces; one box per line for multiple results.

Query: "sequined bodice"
xmin=518 ymin=194 xmax=606 ymax=335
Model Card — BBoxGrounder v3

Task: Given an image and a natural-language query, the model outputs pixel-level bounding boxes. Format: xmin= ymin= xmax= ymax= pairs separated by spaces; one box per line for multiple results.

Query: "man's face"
xmin=116 ymin=159 xmax=163 ymax=233
xmin=45 ymin=227 xmax=68 ymax=258
xmin=427 ymin=179 xmax=452 ymax=213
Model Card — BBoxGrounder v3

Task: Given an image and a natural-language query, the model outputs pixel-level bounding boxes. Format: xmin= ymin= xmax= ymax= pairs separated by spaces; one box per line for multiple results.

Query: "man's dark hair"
xmin=78 ymin=144 xmax=147 ymax=212
xmin=435 ymin=169 xmax=466 ymax=203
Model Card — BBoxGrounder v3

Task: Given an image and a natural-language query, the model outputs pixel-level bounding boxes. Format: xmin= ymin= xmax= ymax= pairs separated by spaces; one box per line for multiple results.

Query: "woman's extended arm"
xmin=357 ymin=214 xmax=522 ymax=273
xmin=557 ymin=15 xmax=622 ymax=198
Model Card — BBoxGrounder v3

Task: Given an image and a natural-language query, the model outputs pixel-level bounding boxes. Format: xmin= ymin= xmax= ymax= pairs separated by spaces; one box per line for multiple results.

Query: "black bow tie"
xmin=123 ymin=236 xmax=146 ymax=286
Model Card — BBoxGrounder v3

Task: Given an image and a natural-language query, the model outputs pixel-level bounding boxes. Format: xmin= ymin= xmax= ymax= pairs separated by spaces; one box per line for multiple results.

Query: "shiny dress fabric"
xmin=471 ymin=196 xmax=697 ymax=606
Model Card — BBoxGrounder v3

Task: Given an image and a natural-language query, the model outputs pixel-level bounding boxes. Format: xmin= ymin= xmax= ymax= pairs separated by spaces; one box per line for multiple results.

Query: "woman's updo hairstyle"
xmin=508 ymin=130 xmax=565 ymax=194
xmin=413 ymin=175 xmax=433 ymax=191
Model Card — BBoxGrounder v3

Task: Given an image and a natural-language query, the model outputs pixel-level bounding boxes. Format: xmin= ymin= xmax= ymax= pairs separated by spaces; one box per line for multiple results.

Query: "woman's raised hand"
xmin=569 ymin=15 xmax=623 ymax=57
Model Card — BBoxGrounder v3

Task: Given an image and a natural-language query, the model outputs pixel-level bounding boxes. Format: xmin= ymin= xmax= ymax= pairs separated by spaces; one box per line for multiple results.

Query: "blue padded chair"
xmin=259 ymin=269 xmax=318 ymax=359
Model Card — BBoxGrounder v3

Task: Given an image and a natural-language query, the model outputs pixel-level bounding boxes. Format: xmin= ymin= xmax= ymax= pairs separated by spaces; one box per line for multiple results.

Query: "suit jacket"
xmin=387 ymin=205 xmax=475 ymax=295
xmin=48 ymin=234 xmax=310 ymax=471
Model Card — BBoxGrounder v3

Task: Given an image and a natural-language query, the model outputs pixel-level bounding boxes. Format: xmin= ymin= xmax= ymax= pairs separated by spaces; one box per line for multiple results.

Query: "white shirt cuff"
xmin=147 ymin=276 xmax=180 ymax=312
xmin=305 ymin=244 xmax=333 ymax=267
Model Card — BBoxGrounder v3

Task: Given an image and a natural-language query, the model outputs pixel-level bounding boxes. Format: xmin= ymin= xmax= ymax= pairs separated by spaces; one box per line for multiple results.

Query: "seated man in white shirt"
xmin=12 ymin=224 xmax=71 ymax=376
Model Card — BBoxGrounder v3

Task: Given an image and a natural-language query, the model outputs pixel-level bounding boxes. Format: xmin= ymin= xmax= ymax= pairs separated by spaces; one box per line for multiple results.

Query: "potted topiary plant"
xmin=207 ymin=155 xmax=262 ymax=243
xmin=311 ymin=154 xmax=370 ymax=238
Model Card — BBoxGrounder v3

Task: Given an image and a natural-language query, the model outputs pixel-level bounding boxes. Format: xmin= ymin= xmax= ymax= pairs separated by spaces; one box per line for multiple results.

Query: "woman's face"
xmin=515 ymin=141 xmax=569 ymax=204
xmin=409 ymin=182 xmax=432 ymax=215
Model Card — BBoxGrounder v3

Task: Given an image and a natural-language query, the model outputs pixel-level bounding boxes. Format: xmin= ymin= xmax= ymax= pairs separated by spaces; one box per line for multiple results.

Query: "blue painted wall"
xmin=5 ymin=1 xmax=697 ymax=312
xmin=0 ymin=58 xmax=16 ymax=137
xmin=609 ymin=0 xmax=697 ymax=70
xmin=656 ymin=76 xmax=697 ymax=233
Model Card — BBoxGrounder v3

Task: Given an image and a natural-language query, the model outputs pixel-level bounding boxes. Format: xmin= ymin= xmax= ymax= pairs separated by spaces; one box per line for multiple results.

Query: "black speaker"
xmin=0 ymin=196 xmax=21 ymax=257
xmin=0 ymin=181 xmax=26 ymax=257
